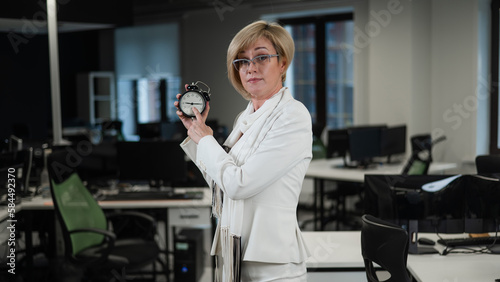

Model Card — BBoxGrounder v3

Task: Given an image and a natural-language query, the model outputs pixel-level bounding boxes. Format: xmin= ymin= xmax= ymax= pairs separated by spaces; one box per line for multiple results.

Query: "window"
xmin=117 ymin=76 xmax=180 ymax=140
xmin=281 ymin=13 xmax=354 ymax=130
xmin=491 ymin=0 xmax=500 ymax=154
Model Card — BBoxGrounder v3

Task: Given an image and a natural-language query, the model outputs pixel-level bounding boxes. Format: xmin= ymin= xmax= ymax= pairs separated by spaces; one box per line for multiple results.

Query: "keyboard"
xmin=437 ymin=236 xmax=500 ymax=247
xmin=99 ymin=191 xmax=204 ymax=201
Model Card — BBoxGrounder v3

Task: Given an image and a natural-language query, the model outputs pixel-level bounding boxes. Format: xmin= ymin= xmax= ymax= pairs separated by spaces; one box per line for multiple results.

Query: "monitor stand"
xmin=408 ymin=220 xmax=439 ymax=255
xmin=342 ymin=157 xmax=377 ymax=170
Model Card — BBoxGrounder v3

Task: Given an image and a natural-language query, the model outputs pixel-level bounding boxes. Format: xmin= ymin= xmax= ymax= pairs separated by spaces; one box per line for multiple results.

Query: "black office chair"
xmin=402 ymin=135 xmax=446 ymax=175
xmin=47 ymin=149 xmax=162 ymax=281
xmin=361 ymin=214 xmax=412 ymax=282
xmin=475 ymin=154 xmax=500 ymax=174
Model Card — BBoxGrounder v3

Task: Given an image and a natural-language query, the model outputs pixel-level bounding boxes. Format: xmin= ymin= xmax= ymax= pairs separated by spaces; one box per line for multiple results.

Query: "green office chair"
xmin=48 ymin=150 xmax=161 ymax=281
xmin=361 ymin=214 xmax=412 ymax=282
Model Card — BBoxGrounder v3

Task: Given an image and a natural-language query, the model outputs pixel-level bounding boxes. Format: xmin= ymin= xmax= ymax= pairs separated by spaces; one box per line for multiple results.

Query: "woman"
xmin=175 ymin=20 xmax=312 ymax=282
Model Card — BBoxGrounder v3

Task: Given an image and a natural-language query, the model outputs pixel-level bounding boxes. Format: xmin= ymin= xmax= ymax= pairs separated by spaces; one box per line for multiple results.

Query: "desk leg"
xmin=24 ymin=211 xmax=34 ymax=282
xmin=313 ymin=179 xmax=318 ymax=231
xmin=319 ymin=180 xmax=325 ymax=231
xmin=313 ymin=178 xmax=325 ymax=231
xmin=165 ymin=209 xmax=170 ymax=282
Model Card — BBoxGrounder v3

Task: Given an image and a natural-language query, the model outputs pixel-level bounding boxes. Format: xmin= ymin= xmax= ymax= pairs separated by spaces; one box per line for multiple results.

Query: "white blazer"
xmin=181 ymin=88 xmax=312 ymax=263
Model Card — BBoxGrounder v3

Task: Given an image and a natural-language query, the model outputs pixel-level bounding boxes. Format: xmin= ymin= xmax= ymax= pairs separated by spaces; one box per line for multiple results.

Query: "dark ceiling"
xmin=1 ymin=0 xmax=342 ymax=29
xmin=132 ymin=0 xmax=314 ymax=22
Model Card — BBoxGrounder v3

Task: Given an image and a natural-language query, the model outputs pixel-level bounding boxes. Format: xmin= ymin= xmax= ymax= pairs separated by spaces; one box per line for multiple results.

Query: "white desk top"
xmin=306 ymin=158 xmax=457 ymax=182
xmin=303 ymin=231 xmax=500 ymax=281
xmin=407 ymin=233 xmax=500 ymax=282
xmin=408 ymin=251 xmax=500 ymax=282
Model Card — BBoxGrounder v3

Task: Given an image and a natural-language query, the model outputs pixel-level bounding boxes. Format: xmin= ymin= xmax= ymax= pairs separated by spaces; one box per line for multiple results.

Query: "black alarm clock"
xmin=178 ymin=81 xmax=211 ymax=118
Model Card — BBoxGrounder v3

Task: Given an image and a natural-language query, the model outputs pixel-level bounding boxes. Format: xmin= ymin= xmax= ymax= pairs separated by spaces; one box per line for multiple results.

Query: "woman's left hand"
xmin=188 ymin=105 xmax=213 ymax=144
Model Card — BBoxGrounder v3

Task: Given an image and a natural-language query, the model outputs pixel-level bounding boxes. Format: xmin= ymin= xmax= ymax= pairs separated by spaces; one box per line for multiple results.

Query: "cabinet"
xmin=77 ymin=71 xmax=116 ymax=126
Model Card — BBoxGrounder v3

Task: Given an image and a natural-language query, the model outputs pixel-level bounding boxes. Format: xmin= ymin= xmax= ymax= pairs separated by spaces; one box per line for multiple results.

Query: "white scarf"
xmin=211 ymin=87 xmax=290 ymax=281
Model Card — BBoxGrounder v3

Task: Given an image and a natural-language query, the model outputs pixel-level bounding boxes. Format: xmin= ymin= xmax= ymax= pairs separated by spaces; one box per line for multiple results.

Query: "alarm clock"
xmin=178 ymin=81 xmax=211 ymax=118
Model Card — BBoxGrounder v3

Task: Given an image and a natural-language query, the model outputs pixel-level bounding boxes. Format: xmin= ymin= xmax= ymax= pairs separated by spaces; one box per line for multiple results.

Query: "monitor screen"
xmin=326 ymin=129 xmax=349 ymax=159
xmin=8 ymin=135 xmax=23 ymax=152
xmin=137 ymin=122 xmax=162 ymax=140
xmin=464 ymin=175 xmax=500 ymax=233
xmin=364 ymin=174 xmax=500 ymax=234
xmin=364 ymin=174 xmax=465 ymax=233
xmin=348 ymin=126 xmax=384 ymax=166
xmin=0 ymin=148 xmax=32 ymax=195
xmin=116 ymin=141 xmax=187 ymax=187
xmin=380 ymin=125 xmax=406 ymax=160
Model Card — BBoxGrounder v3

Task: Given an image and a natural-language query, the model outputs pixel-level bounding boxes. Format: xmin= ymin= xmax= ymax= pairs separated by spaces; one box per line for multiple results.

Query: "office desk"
xmin=303 ymin=231 xmax=500 ymax=282
xmin=306 ymin=158 xmax=457 ymax=182
xmin=305 ymin=159 xmax=457 ymax=230
xmin=303 ymin=231 xmax=365 ymax=281
xmin=408 ymin=251 xmax=500 ymax=282
xmin=304 ymin=231 xmax=363 ymax=269
xmin=2 ymin=188 xmax=212 ymax=282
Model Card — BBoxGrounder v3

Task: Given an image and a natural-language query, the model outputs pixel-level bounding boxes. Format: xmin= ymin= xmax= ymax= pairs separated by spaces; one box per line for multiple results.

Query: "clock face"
xmin=179 ymin=91 xmax=205 ymax=117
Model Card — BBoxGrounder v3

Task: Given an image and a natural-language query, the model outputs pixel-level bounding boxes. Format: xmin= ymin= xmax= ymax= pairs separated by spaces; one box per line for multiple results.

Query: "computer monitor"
xmin=326 ymin=129 xmax=349 ymax=159
xmin=364 ymin=174 xmax=466 ymax=254
xmin=0 ymin=148 xmax=33 ymax=197
xmin=348 ymin=126 xmax=385 ymax=167
xmin=137 ymin=121 xmax=187 ymax=141
xmin=464 ymin=175 xmax=500 ymax=233
xmin=116 ymin=141 xmax=187 ymax=188
xmin=364 ymin=174 xmax=465 ymax=234
xmin=8 ymin=135 xmax=23 ymax=152
xmin=380 ymin=125 xmax=407 ymax=163
xmin=137 ymin=122 xmax=162 ymax=140
xmin=364 ymin=174 xmax=500 ymax=254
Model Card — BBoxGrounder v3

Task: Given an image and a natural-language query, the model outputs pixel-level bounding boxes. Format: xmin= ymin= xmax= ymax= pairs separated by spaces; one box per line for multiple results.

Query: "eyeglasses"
xmin=232 ymin=54 xmax=279 ymax=72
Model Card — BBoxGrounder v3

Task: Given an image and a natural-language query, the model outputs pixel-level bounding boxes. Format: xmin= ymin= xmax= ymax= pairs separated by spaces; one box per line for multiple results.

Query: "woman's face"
xmin=237 ymin=37 xmax=286 ymax=103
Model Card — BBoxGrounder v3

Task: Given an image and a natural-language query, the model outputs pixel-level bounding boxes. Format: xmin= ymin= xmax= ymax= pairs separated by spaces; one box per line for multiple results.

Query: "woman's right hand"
xmin=174 ymin=84 xmax=210 ymax=131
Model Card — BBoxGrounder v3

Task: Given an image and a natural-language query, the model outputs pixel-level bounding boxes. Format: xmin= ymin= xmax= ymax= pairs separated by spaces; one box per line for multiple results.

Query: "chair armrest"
xmin=68 ymin=228 xmax=116 ymax=265
xmin=106 ymin=211 xmax=157 ymax=224
xmin=106 ymin=211 xmax=157 ymax=240
xmin=69 ymin=227 xmax=116 ymax=240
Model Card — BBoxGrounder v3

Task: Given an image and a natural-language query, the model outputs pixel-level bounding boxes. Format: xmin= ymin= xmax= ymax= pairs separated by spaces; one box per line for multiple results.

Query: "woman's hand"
xmin=187 ymin=106 xmax=213 ymax=144
xmin=175 ymin=92 xmax=195 ymax=130
xmin=174 ymin=84 xmax=212 ymax=143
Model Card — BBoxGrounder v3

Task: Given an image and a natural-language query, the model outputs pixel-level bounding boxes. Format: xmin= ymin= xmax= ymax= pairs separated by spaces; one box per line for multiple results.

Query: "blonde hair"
xmin=227 ymin=20 xmax=295 ymax=100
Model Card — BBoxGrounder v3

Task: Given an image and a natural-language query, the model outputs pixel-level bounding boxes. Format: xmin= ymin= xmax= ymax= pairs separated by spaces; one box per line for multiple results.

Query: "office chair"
xmin=48 ymin=150 xmax=162 ymax=281
xmin=475 ymin=154 xmax=500 ymax=174
xmin=402 ymin=135 xmax=446 ymax=175
xmin=361 ymin=214 xmax=412 ymax=282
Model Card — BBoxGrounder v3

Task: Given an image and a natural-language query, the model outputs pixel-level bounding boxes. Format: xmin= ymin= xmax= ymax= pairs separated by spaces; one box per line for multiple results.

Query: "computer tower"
xmin=174 ymin=228 xmax=204 ymax=282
